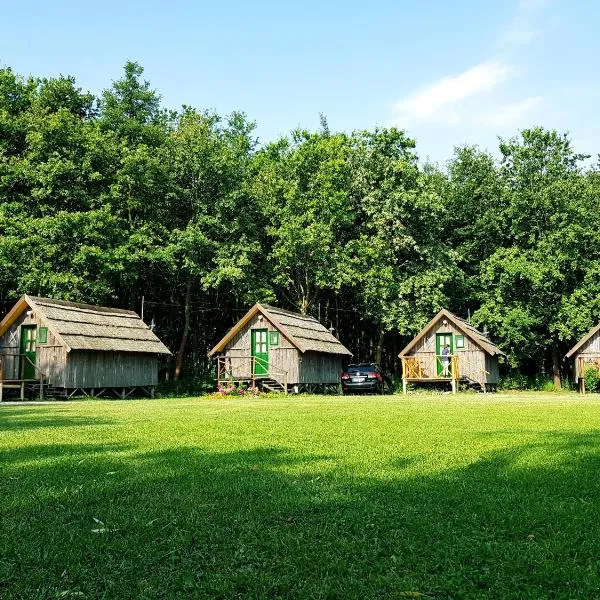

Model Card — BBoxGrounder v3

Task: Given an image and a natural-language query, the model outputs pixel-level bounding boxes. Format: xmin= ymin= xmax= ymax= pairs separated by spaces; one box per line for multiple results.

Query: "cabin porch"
xmin=0 ymin=352 xmax=46 ymax=400
xmin=400 ymin=354 xmax=464 ymax=394
xmin=216 ymin=355 xmax=289 ymax=394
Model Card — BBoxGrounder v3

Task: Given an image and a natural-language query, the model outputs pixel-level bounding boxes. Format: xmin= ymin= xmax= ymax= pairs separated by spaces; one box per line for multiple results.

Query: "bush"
xmin=584 ymin=365 xmax=600 ymax=392
xmin=157 ymin=372 xmax=216 ymax=397
xmin=498 ymin=373 xmax=530 ymax=390
xmin=212 ymin=384 xmax=261 ymax=398
xmin=498 ymin=373 xmax=573 ymax=392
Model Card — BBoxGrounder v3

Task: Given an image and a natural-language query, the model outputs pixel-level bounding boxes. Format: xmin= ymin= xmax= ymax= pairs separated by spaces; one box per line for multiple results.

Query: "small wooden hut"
xmin=210 ymin=304 xmax=352 ymax=393
xmin=566 ymin=324 xmax=600 ymax=394
xmin=399 ymin=309 xmax=504 ymax=393
xmin=0 ymin=295 xmax=170 ymax=400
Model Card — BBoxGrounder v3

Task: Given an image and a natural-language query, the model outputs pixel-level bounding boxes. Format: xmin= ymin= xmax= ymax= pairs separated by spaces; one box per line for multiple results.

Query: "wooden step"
xmin=260 ymin=379 xmax=286 ymax=393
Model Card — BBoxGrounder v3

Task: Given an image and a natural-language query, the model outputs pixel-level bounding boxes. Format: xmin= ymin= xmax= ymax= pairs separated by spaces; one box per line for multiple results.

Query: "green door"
xmin=436 ymin=333 xmax=453 ymax=376
xmin=251 ymin=329 xmax=269 ymax=376
xmin=20 ymin=325 xmax=37 ymax=379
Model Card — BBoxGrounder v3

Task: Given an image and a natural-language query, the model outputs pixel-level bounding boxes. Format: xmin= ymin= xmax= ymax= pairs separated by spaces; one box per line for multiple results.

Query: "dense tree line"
xmin=1 ymin=62 xmax=599 ymax=387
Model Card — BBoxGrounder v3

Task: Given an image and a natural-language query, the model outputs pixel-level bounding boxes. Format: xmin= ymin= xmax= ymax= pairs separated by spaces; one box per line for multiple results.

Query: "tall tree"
xmin=475 ymin=128 xmax=591 ymax=387
xmin=251 ymin=129 xmax=356 ymax=314
xmin=348 ymin=128 xmax=458 ymax=362
xmin=164 ymin=108 xmax=262 ymax=378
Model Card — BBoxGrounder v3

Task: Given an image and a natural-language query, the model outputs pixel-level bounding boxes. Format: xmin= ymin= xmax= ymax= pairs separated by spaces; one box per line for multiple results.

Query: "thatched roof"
xmin=209 ymin=303 xmax=352 ymax=356
xmin=0 ymin=295 xmax=170 ymax=355
xmin=399 ymin=308 xmax=504 ymax=357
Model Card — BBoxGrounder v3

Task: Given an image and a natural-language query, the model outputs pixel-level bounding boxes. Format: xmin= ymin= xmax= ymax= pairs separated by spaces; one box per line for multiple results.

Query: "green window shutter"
xmin=269 ymin=331 xmax=280 ymax=346
xmin=456 ymin=334 xmax=465 ymax=349
xmin=38 ymin=327 xmax=48 ymax=344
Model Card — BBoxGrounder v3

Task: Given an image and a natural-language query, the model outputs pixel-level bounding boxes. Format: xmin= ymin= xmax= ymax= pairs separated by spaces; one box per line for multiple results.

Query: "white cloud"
xmin=392 ymin=61 xmax=513 ymax=125
xmin=475 ymin=97 xmax=544 ymax=126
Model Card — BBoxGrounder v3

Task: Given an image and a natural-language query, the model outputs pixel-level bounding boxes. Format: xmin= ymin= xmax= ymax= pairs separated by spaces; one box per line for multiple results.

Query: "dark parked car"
xmin=341 ymin=363 xmax=391 ymax=394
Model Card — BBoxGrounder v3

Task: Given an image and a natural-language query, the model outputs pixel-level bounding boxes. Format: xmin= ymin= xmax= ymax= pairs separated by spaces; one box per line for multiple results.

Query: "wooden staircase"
xmin=258 ymin=378 xmax=287 ymax=393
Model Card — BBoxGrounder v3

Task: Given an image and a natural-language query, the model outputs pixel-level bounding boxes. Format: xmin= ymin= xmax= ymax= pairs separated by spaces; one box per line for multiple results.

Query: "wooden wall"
xmin=299 ymin=352 xmax=344 ymax=384
xmin=406 ymin=317 xmax=499 ymax=384
xmin=64 ymin=351 xmax=158 ymax=388
xmin=485 ymin=353 xmax=500 ymax=384
xmin=0 ymin=309 xmax=68 ymax=386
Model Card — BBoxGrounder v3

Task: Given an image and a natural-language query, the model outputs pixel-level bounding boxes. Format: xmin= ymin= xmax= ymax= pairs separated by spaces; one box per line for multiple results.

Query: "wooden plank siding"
xmin=220 ymin=314 xmax=346 ymax=385
xmin=299 ymin=352 xmax=343 ymax=384
xmin=571 ymin=334 xmax=600 ymax=380
xmin=0 ymin=306 xmax=161 ymax=390
xmin=64 ymin=351 xmax=158 ymax=388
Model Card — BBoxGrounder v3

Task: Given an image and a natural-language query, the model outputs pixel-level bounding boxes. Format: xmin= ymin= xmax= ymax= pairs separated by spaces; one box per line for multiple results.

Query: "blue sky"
xmin=1 ymin=0 xmax=598 ymax=165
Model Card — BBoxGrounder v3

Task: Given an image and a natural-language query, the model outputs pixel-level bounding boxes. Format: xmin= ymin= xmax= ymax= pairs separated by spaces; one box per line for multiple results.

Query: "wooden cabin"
xmin=566 ymin=324 xmax=600 ymax=393
xmin=210 ymin=304 xmax=352 ymax=393
xmin=399 ymin=309 xmax=504 ymax=393
xmin=0 ymin=295 xmax=170 ymax=400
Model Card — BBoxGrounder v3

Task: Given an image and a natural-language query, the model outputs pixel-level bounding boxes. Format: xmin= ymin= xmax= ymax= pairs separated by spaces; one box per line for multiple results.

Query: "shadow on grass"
xmin=2 ymin=434 xmax=600 ymax=599
xmin=0 ymin=407 xmax=116 ymax=432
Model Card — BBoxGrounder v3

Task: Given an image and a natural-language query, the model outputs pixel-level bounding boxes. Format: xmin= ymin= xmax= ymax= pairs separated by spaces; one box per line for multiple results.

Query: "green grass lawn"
xmin=1 ymin=393 xmax=600 ymax=599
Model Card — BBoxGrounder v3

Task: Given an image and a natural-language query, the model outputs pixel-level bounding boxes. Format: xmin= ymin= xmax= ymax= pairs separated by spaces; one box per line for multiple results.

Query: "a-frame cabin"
xmin=209 ymin=304 xmax=352 ymax=393
xmin=399 ymin=309 xmax=504 ymax=393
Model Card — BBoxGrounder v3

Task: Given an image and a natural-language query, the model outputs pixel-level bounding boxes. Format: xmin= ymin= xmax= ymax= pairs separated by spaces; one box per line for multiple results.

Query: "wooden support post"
xmin=580 ymin=377 xmax=585 ymax=395
xmin=402 ymin=379 xmax=407 ymax=395
xmin=39 ymin=377 xmax=43 ymax=401
xmin=451 ymin=378 xmax=457 ymax=394
xmin=20 ymin=381 xmax=25 ymax=400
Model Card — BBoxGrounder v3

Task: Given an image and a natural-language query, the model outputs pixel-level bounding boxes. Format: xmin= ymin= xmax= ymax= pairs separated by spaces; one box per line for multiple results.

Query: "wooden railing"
xmin=401 ymin=354 xmax=460 ymax=380
xmin=0 ymin=353 xmax=45 ymax=401
xmin=216 ymin=356 xmax=289 ymax=394
xmin=401 ymin=354 xmax=461 ymax=394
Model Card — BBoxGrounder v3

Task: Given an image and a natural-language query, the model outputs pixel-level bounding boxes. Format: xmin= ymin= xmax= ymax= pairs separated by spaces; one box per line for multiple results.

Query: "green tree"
xmin=251 ymin=129 xmax=356 ymax=314
xmin=475 ymin=128 xmax=591 ymax=387
xmin=348 ymin=128 xmax=458 ymax=362
xmin=164 ymin=108 xmax=263 ymax=378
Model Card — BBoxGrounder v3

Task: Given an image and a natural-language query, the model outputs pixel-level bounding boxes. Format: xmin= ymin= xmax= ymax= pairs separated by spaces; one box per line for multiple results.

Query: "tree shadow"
xmin=2 ymin=434 xmax=600 ymax=599
xmin=0 ymin=407 xmax=116 ymax=432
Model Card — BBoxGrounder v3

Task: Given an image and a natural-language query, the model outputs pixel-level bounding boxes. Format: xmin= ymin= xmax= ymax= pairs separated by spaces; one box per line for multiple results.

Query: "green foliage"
xmin=583 ymin=365 xmax=600 ymax=392
xmin=498 ymin=373 xmax=574 ymax=392
xmin=2 ymin=62 xmax=600 ymax=382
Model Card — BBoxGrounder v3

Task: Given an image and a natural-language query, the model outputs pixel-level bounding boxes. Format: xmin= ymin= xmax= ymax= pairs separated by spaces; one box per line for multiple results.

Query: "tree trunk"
xmin=375 ymin=330 xmax=385 ymax=365
xmin=299 ymin=297 xmax=309 ymax=315
xmin=551 ymin=343 xmax=561 ymax=390
xmin=174 ymin=278 xmax=192 ymax=381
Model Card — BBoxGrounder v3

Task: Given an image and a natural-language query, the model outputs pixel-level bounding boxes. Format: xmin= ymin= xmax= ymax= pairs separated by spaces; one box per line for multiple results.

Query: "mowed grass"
xmin=1 ymin=394 xmax=600 ymax=599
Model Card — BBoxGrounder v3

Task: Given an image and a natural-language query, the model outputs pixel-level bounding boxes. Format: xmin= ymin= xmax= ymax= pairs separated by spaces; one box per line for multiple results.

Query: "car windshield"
xmin=347 ymin=364 xmax=377 ymax=372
